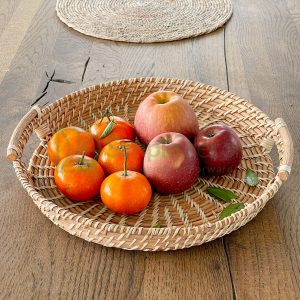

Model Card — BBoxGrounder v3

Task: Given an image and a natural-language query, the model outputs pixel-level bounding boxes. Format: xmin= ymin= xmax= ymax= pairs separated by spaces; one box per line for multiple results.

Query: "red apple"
xmin=194 ymin=124 xmax=242 ymax=176
xmin=134 ymin=91 xmax=198 ymax=145
xmin=144 ymin=132 xmax=199 ymax=194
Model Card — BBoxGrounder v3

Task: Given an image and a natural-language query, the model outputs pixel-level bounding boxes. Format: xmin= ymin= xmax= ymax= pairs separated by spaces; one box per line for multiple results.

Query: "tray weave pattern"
xmin=56 ymin=0 xmax=233 ymax=43
xmin=7 ymin=78 xmax=293 ymax=251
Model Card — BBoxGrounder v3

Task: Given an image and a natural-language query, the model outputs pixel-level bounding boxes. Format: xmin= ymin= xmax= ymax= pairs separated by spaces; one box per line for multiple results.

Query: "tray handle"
xmin=6 ymin=108 xmax=294 ymax=181
xmin=275 ymin=118 xmax=294 ymax=182
xmin=7 ymin=105 xmax=42 ymax=161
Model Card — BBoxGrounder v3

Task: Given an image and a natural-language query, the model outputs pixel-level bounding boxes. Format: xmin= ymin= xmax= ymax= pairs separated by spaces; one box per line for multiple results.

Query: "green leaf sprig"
xmin=207 ymin=187 xmax=239 ymax=202
xmin=219 ymin=203 xmax=245 ymax=220
xmin=245 ymin=168 xmax=259 ymax=186
xmin=100 ymin=116 xmax=116 ymax=139
xmin=206 ymin=187 xmax=244 ymax=220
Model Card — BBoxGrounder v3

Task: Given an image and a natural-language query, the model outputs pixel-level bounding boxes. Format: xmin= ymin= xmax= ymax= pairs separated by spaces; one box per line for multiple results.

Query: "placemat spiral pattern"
xmin=56 ymin=0 xmax=233 ymax=43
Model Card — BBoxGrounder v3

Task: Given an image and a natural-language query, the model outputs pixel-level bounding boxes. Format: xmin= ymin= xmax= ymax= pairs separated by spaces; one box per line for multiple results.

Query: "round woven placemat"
xmin=56 ymin=0 xmax=233 ymax=43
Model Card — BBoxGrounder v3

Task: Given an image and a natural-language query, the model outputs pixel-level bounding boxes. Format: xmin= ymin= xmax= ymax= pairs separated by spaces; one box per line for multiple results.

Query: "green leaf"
xmin=100 ymin=119 xmax=115 ymax=139
xmin=207 ymin=187 xmax=239 ymax=202
xmin=245 ymin=168 xmax=259 ymax=186
xmin=219 ymin=203 xmax=245 ymax=220
xmin=154 ymin=224 xmax=161 ymax=228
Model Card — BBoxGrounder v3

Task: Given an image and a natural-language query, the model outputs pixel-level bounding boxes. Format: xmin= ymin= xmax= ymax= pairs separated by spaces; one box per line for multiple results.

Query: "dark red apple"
xmin=144 ymin=132 xmax=199 ymax=194
xmin=194 ymin=124 xmax=242 ymax=176
xmin=134 ymin=91 xmax=199 ymax=145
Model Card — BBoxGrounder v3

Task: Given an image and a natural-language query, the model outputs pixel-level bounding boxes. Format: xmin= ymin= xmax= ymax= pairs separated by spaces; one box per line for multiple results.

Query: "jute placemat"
xmin=56 ymin=0 xmax=233 ymax=43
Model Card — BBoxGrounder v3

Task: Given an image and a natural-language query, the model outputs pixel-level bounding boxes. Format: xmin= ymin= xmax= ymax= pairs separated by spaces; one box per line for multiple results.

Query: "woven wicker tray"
xmin=7 ymin=78 xmax=293 ymax=251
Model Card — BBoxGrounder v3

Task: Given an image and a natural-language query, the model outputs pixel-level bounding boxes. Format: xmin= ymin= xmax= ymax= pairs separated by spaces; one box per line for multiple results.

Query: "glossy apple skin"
xmin=194 ymin=124 xmax=242 ymax=176
xmin=134 ymin=91 xmax=199 ymax=145
xmin=144 ymin=132 xmax=199 ymax=194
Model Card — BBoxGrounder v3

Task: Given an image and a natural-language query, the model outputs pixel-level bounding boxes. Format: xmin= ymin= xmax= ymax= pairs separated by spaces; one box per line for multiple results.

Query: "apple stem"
xmin=121 ymin=145 xmax=128 ymax=176
xmin=79 ymin=151 xmax=85 ymax=165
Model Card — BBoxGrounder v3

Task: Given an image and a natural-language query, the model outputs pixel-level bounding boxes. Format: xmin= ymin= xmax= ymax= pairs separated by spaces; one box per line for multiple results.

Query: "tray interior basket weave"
xmin=7 ymin=78 xmax=293 ymax=251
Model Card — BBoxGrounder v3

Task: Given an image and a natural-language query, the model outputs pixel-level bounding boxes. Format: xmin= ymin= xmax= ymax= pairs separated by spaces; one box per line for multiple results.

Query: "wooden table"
xmin=1 ymin=0 xmax=299 ymax=299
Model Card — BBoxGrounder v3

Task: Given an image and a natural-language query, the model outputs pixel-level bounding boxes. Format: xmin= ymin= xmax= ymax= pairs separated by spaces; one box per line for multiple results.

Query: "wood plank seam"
xmin=223 ymin=25 xmax=238 ymax=300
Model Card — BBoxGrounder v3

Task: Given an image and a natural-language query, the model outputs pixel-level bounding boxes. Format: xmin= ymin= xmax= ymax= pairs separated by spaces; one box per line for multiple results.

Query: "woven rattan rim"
xmin=56 ymin=0 xmax=233 ymax=43
xmin=7 ymin=78 xmax=293 ymax=251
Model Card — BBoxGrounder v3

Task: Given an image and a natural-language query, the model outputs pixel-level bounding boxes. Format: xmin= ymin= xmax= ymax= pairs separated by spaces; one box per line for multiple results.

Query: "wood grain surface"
xmin=0 ymin=0 xmax=299 ymax=299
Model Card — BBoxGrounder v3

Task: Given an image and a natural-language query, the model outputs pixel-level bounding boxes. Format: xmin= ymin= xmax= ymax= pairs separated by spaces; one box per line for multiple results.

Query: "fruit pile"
xmin=48 ymin=91 xmax=243 ymax=215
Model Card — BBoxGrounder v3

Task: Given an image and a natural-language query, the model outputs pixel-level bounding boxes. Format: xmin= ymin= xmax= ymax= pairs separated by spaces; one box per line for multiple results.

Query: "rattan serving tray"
xmin=7 ymin=78 xmax=293 ymax=251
